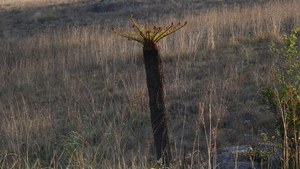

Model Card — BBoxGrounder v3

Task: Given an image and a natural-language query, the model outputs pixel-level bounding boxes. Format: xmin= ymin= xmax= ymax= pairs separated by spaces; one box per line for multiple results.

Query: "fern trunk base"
xmin=143 ymin=42 xmax=171 ymax=166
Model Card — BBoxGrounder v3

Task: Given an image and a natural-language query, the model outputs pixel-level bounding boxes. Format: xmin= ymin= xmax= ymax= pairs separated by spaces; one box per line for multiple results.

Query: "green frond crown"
xmin=112 ymin=15 xmax=187 ymax=44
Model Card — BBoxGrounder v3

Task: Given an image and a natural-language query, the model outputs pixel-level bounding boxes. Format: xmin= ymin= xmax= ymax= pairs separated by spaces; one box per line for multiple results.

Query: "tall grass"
xmin=1 ymin=0 xmax=300 ymax=168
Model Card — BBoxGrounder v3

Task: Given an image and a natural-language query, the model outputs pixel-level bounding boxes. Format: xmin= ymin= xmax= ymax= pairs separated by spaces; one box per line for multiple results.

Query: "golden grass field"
xmin=1 ymin=0 xmax=300 ymax=168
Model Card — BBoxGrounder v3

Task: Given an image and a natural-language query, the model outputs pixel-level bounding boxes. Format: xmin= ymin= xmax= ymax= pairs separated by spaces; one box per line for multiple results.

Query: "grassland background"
xmin=1 ymin=0 xmax=300 ymax=168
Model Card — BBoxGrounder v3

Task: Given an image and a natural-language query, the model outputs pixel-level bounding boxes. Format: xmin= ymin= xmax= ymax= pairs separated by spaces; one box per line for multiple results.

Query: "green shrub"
xmin=261 ymin=28 xmax=300 ymax=169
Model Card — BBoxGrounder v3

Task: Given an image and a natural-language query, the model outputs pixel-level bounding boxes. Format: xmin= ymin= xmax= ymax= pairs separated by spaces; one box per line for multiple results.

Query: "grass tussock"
xmin=1 ymin=0 xmax=300 ymax=168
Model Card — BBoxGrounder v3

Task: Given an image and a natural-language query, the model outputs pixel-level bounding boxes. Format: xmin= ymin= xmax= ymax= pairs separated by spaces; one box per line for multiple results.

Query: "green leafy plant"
xmin=245 ymin=146 xmax=271 ymax=165
xmin=261 ymin=28 xmax=300 ymax=169
xmin=244 ymin=133 xmax=280 ymax=167
xmin=112 ymin=15 xmax=187 ymax=167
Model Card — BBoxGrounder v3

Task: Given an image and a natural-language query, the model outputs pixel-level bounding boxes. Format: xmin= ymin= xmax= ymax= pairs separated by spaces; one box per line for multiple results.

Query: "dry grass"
xmin=1 ymin=0 xmax=300 ymax=168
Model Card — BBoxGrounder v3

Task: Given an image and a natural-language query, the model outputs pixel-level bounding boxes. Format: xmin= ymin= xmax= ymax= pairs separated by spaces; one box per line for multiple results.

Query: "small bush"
xmin=261 ymin=28 xmax=300 ymax=169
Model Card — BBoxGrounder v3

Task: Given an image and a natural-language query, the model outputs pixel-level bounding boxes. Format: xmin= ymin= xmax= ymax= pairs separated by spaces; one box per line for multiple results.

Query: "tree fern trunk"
xmin=143 ymin=42 xmax=171 ymax=166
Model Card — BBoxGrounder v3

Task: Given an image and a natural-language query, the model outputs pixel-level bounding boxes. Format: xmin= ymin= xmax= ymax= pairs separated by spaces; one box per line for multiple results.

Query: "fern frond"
xmin=155 ymin=21 xmax=188 ymax=42
xmin=112 ymin=15 xmax=187 ymax=44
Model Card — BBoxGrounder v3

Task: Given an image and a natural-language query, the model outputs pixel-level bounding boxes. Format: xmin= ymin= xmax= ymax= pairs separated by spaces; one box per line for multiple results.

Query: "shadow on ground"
xmin=0 ymin=0 xmax=270 ymax=39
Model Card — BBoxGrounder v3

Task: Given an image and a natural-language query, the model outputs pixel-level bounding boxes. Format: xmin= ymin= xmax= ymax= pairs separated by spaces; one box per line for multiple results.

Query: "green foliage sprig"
xmin=269 ymin=28 xmax=300 ymax=85
xmin=261 ymin=28 xmax=300 ymax=169
xmin=112 ymin=15 xmax=187 ymax=44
